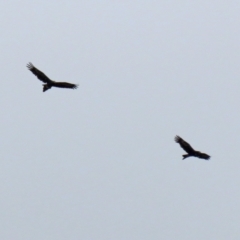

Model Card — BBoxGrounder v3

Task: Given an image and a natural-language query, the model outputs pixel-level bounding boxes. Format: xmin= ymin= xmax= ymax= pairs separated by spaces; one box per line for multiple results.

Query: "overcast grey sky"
xmin=1 ymin=1 xmax=240 ymax=239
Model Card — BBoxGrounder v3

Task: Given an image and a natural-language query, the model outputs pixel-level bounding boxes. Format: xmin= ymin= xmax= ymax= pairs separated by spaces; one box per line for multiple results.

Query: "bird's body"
xmin=174 ymin=135 xmax=210 ymax=160
xmin=27 ymin=62 xmax=78 ymax=92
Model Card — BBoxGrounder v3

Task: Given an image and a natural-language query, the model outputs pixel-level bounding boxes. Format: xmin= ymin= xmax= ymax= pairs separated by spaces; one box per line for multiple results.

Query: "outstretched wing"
xmin=195 ymin=152 xmax=211 ymax=160
xmin=27 ymin=62 xmax=52 ymax=83
xmin=53 ymin=82 xmax=78 ymax=89
xmin=174 ymin=135 xmax=195 ymax=154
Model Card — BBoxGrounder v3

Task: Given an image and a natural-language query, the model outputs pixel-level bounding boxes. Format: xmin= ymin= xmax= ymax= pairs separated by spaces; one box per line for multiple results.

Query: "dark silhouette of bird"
xmin=174 ymin=135 xmax=210 ymax=160
xmin=27 ymin=62 xmax=78 ymax=92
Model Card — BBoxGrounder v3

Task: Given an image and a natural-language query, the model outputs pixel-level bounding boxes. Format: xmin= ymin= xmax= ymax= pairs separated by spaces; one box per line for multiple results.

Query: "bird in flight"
xmin=174 ymin=135 xmax=210 ymax=160
xmin=27 ymin=62 xmax=78 ymax=92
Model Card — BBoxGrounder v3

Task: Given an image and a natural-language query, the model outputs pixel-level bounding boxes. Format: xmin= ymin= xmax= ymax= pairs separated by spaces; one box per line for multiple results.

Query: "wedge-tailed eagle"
xmin=27 ymin=62 xmax=78 ymax=92
xmin=175 ymin=135 xmax=210 ymax=160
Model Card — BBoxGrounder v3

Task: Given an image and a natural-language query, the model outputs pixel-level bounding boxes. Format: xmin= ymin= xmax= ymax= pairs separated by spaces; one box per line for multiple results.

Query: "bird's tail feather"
xmin=182 ymin=154 xmax=189 ymax=160
xmin=43 ymin=84 xmax=51 ymax=92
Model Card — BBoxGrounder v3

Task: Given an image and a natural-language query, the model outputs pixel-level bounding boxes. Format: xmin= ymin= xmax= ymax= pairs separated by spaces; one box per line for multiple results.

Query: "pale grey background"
xmin=0 ymin=1 xmax=240 ymax=239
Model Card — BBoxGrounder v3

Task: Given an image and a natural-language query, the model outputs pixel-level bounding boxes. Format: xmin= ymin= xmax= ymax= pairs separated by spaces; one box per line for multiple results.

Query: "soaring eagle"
xmin=27 ymin=62 xmax=78 ymax=92
xmin=175 ymin=135 xmax=210 ymax=160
